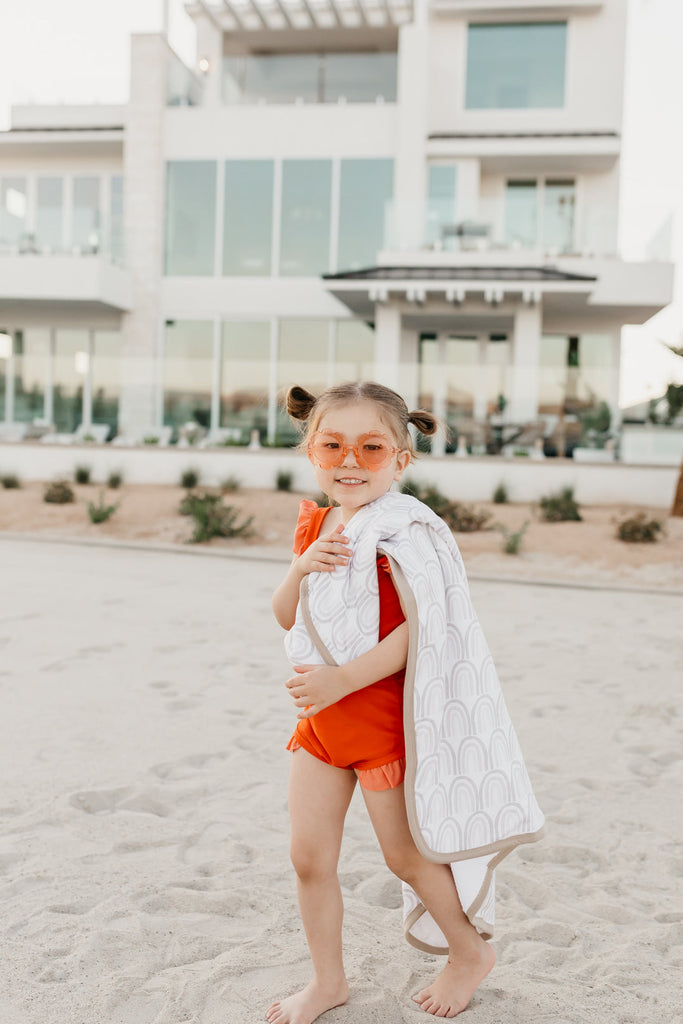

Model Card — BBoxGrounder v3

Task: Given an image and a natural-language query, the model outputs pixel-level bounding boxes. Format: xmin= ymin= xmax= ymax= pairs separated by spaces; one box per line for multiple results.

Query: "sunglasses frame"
xmin=307 ymin=431 xmax=403 ymax=471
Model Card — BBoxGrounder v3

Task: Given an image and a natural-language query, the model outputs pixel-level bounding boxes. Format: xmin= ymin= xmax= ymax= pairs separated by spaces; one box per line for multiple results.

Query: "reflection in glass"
xmin=72 ymin=177 xmax=101 ymax=252
xmin=220 ymin=321 xmax=270 ymax=440
xmin=223 ymin=161 xmax=274 ymax=276
xmin=54 ymin=330 xmax=86 ymax=432
xmin=337 ymin=160 xmax=393 ymax=271
xmin=110 ymin=176 xmax=124 ymax=263
xmin=36 ymin=178 xmax=63 ymax=252
xmin=466 ymin=22 xmax=566 ymax=109
xmin=445 ymin=337 xmax=478 ymax=424
xmin=486 ymin=337 xmax=511 ymax=415
xmin=225 ymin=54 xmax=319 ymax=104
xmin=325 ymin=53 xmax=397 ymax=102
xmin=543 ymin=180 xmax=575 ymax=254
xmin=0 ymin=330 xmax=9 ymax=419
xmin=165 ymin=161 xmax=217 ymax=275
xmin=426 ymin=165 xmax=458 ymax=248
xmin=0 ymin=177 xmax=27 ymax=248
xmin=505 ymin=181 xmax=537 ymax=249
xmin=163 ymin=321 xmax=213 ymax=431
xmin=277 ymin=320 xmax=329 ymax=441
xmin=334 ymin=321 xmax=375 ymax=382
xmin=91 ymin=332 xmax=121 ymax=435
xmin=279 ymin=161 xmax=332 ymax=276
xmin=14 ymin=329 xmax=49 ymax=422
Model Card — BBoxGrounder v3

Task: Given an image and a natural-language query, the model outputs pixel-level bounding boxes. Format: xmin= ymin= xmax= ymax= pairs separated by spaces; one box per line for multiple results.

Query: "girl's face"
xmin=309 ymin=401 xmax=411 ymax=521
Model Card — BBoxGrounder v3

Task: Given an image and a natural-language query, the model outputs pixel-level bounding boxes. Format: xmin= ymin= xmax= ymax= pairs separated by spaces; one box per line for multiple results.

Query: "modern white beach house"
xmin=0 ymin=0 xmax=676 ymax=472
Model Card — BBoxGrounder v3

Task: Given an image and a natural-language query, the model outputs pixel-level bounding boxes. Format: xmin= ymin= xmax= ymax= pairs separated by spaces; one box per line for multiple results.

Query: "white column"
xmin=211 ymin=317 xmax=221 ymax=431
xmin=609 ymin=330 xmax=622 ymax=434
xmin=393 ymin=16 xmax=429 ymax=251
xmin=267 ymin=317 xmax=279 ymax=444
xmin=374 ymin=303 xmax=402 ymax=388
xmin=473 ymin=334 xmax=488 ymax=422
xmin=509 ymin=304 xmax=542 ymax=422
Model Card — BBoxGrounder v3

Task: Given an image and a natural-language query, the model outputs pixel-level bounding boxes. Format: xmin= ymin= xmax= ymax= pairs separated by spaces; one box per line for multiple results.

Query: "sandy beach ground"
xmin=0 ymin=531 xmax=681 ymax=1024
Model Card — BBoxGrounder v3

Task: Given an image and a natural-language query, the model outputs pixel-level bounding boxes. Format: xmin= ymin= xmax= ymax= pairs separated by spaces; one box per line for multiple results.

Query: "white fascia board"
xmin=0 ymin=256 xmax=133 ymax=311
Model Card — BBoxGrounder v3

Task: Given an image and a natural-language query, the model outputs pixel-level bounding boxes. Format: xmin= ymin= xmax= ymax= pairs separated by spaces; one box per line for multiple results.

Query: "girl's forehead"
xmin=317 ymin=402 xmax=394 ymax=437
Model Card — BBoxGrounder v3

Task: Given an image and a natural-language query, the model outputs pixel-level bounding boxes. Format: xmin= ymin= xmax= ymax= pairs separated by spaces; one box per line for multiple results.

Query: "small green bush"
xmin=498 ymin=521 xmax=529 ymax=555
xmin=220 ymin=475 xmax=241 ymax=494
xmin=400 ymin=479 xmax=451 ymax=517
xmin=441 ymin=502 xmax=491 ymax=533
xmin=74 ymin=464 xmax=92 ymax=485
xmin=180 ymin=467 xmax=200 ymax=489
xmin=87 ymin=491 xmax=119 ymax=524
xmin=107 ymin=471 xmax=123 ymax=489
xmin=44 ymin=480 xmax=75 ymax=504
xmin=493 ymin=482 xmax=508 ymax=504
xmin=1 ymin=474 xmax=20 ymax=489
xmin=539 ymin=486 xmax=582 ymax=523
xmin=615 ymin=513 xmax=663 ymax=543
xmin=143 ymin=435 xmax=159 ymax=445
xmin=276 ymin=470 xmax=293 ymax=492
xmin=180 ymin=491 xmax=253 ymax=543
xmin=314 ymin=492 xmax=335 ymax=508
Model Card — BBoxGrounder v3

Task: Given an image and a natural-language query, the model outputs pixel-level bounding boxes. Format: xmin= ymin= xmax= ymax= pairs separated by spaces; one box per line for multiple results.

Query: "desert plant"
xmin=74 ymin=464 xmax=92 ymax=485
xmin=615 ymin=512 xmax=663 ymax=543
xmin=276 ymin=470 xmax=293 ymax=492
xmin=314 ymin=492 xmax=334 ymax=508
xmin=400 ymin=479 xmax=451 ymax=517
xmin=1 ymin=473 xmax=20 ymax=489
xmin=107 ymin=471 xmax=123 ymax=489
xmin=220 ymin=475 xmax=241 ymax=494
xmin=539 ymin=486 xmax=582 ymax=523
xmin=180 ymin=491 xmax=253 ymax=543
xmin=498 ymin=520 xmax=529 ymax=555
xmin=87 ymin=491 xmax=119 ymax=524
xmin=44 ymin=480 xmax=75 ymax=504
xmin=493 ymin=482 xmax=508 ymax=504
xmin=180 ymin=467 xmax=200 ymax=489
xmin=441 ymin=502 xmax=491 ymax=533
xmin=143 ymin=435 xmax=160 ymax=445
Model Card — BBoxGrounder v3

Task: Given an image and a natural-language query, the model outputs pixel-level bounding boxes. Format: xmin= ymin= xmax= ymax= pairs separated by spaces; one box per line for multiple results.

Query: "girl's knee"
xmin=383 ymin=849 xmax=421 ymax=885
xmin=290 ymin=841 xmax=339 ymax=883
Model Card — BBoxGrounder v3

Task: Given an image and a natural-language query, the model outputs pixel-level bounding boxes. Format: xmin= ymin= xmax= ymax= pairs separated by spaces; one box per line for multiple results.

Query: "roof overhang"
xmin=0 ymin=256 xmax=133 ymax=315
xmin=189 ymin=0 xmax=414 ymax=32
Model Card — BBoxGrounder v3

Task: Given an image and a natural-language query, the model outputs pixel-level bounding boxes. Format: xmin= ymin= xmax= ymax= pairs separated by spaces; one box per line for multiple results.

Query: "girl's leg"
xmin=362 ymin=783 xmax=496 ymax=1019
xmin=267 ymin=748 xmax=357 ymax=1024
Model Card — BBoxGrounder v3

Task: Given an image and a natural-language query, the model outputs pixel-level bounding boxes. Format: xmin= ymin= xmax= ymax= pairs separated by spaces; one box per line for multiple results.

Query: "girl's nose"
xmin=341 ymin=444 xmax=360 ymax=467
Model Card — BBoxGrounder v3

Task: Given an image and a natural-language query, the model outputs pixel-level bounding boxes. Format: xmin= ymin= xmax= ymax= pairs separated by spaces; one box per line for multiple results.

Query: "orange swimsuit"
xmin=287 ymin=500 xmax=407 ymax=791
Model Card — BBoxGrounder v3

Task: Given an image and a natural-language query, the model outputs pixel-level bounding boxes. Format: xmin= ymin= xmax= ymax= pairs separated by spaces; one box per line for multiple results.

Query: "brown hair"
xmin=285 ymin=382 xmax=439 ymax=460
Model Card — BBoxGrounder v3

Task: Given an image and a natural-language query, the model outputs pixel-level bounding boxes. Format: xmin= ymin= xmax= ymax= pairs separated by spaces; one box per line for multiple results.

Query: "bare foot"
xmin=412 ymin=940 xmax=496 ymax=1017
xmin=266 ymin=978 xmax=349 ymax=1024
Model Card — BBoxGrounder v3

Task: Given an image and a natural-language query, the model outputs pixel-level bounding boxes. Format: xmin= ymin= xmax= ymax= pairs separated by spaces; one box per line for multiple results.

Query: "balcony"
xmin=0 ymin=252 xmax=133 ymax=316
xmin=222 ymin=51 xmax=397 ymax=105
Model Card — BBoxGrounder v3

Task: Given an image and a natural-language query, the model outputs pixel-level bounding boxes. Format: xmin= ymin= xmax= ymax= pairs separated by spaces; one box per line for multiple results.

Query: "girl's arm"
xmin=272 ymin=523 xmax=351 ymax=630
xmin=286 ymin=621 xmax=409 ymax=719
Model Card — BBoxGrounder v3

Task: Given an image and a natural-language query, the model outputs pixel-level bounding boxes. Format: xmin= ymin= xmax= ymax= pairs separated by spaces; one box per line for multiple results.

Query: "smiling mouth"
xmin=337 ymin=478 xmax=366 ymax=485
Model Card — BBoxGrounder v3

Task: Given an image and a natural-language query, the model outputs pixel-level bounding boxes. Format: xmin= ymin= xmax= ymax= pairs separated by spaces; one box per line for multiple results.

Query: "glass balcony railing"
xmin=223 ymin=52 xmax=397 ymax=105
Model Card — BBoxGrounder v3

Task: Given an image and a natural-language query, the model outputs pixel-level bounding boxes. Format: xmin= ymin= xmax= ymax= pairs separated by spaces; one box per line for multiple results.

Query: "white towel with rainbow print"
xmin=285 ymin=490 xmax=545 ymax=952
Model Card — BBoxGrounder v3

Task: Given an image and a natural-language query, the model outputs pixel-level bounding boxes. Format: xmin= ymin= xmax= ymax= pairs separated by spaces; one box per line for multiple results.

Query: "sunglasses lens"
xmin=358 ymin=441 xmax=392 ymax=468
xmin=309 ymin=437 xmax=343 ymax=468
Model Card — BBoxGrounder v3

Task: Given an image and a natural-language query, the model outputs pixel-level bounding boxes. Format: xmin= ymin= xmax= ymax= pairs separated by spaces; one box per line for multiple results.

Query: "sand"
xmin=0 ymin=534 xmax=681 ymax=1024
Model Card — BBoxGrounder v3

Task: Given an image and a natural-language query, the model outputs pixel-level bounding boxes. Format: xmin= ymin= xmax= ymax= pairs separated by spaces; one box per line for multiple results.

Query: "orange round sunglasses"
xmin=307 ymin=431 xmax=403 ymax=471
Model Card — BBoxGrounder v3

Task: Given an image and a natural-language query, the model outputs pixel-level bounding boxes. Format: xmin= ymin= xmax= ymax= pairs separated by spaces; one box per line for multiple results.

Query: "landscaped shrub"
xmin=493 ymin=482 xmax=508 ymax=504
xmin=402 ymin=479 xmax=490 ymax=532
xmin=143 ymin=435 xmax=160 ymax=445
xmin=539 ymin=486 xmax=582 ymax=522
xmin=400 ymin=479 xmax=451 ymax=517
xmin=44 ymin=480 xmax=75 ymax=504
xmin=498 ymin=521 xmax=529 ymax=555
xmin=74 ymin=464 xmax=92 ymax=485
xmin=180 ymin=467 xmax=200 ymax=489
xmin=107 ymin=471 xmax=123 ymax=489
xmin=87 ymin=492 xmax=119 ymax=524
xmin=179 ymin=491 xmax=253 ymax=543
xmin=1 ymin=474 xmax=20 ymax=489
xmin=220 ymin=475 xmax=241 ymax=494
xmin=276 ymin=470 xmax=293 ymax=492
xmin=615 ymin=512 xmax=663 ymax=543
xmin=314 ymin=493 xmax=334 ymax=508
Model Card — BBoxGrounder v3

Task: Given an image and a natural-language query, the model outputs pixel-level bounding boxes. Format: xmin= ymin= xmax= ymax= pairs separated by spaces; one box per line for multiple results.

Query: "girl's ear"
xmin=393 ymin=450 xmax=411 ymax=481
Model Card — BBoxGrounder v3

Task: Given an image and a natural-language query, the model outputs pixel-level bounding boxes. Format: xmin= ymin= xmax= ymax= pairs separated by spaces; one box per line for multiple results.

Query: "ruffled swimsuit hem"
xmin=287 ymin=734 xmax=406 ymax=792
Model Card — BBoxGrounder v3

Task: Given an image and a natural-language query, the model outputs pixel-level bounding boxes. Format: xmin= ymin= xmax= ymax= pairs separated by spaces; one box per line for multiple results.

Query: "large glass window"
xmin=163 ymin=321 xmax=213 ymax=430
xmin=36 ymin=178 xmax=64 ymax=252
xmin=0 ymin=329 xmax=10 ymax=418
xmin=337 ymin=160 xmax=393 ymax=272
xmin=220 ymin=321 xmax=270 ymax=440
xmin=72 ymin=177 xmax=101 ymax=252
xmin=223 ymin=161 xmax=274 ymax=276
xmin=0 ymin=177 xmax=27 ymax=248
xmin=333 ymin=321 xmax=375 ymax=383
xmin=13 ymin=329 xmax=49 ymax=422
xmin=505 ymin=181 xmax=538 ymax=249
xmin=466 ymin=22 xmax=567 ymax=109
xmin=276 ymin=320 xmax=329 ymax=441
xmin=164 ymin=161 xmax=217 ymax=275
xmin=91 ymin=331 xmax=121 ymax=435
xmin=53 ymin=330 xmax=87 ymax=432
xmin=543 ymin=179 xmax=575 ymax=254
xmin=426 ymin=165 xmax=458 ymax=248
xmin=279 ymin=161 xmax=332 ymax=277
xmin=110 ymin=176 xmax=124 ymax=263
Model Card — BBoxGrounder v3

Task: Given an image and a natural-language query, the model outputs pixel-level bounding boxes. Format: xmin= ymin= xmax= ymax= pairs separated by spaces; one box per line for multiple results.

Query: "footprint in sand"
xmin=69 ymin=787 xmax=172 ymax=817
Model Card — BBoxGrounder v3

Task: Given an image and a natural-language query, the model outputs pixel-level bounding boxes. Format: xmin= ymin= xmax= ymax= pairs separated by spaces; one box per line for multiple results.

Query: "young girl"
xmin=268 ymin=382 xmax=544 ymax=1024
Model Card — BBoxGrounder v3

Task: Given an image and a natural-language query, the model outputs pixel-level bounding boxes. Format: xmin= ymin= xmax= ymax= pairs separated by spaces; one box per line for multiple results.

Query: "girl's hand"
xmin=296 ymin=522 xmax=352 ymax=577
xmin=286 ymin=664 xmax=351 ymax=718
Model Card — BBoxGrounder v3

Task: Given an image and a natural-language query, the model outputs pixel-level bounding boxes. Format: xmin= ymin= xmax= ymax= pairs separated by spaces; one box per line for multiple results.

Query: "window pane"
xmin=220 ymin=321 xmax=270 ymax=440
xmin=163 ymin=321 xmax=213 ymax=430
xmin=333 ymin=321 xmax=375 ymax=383
xmin=543 ymin=179 xmax=575 ymax=254
xmin=466 ymin=23 xmax=567 ymax=109
xmin=0 ymin=329 xmax=10 ymax=418
xmin=223 ymin=161 xmax=273 ymax=275
xmin=14 ymin=328 xmax=49 ymax=422
xmin=279 ymin=160 xmax=332 ymax=276
xmin=505 ymin=181 xmax=538 ymax=249
xmin=1 ymin=177 xmax=27 ymax=248
xmin=36 ymin=178 xmax=63 ymax=252
xmin=445 ymin=336 xmax=479 ymax=423
xmin=426 ymin=165 xmax=458 ymax=247
xmin=54 ymin=330 xmax=86 ymax=432
xmin=337 ymin=159 xmax=393 ymax=271
xmin=276 ymin=320 xmax=329 ymax=441
xmin=110 ymin=176 xmax=124 ymax=263
xmin=324 ymin=53 xmax=397 ymax=103
xmin=165 ymin=161 xmax=217 ymax=275
xmin=486 ymin=337 xmax=511 ymax=416
xmin=92 ymin=331 xmax=121 ymax=435
xmin=224 ymin=55 xmax=320 ymax=104
xmin=72 ymin=177 xmax=101 ymax=252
